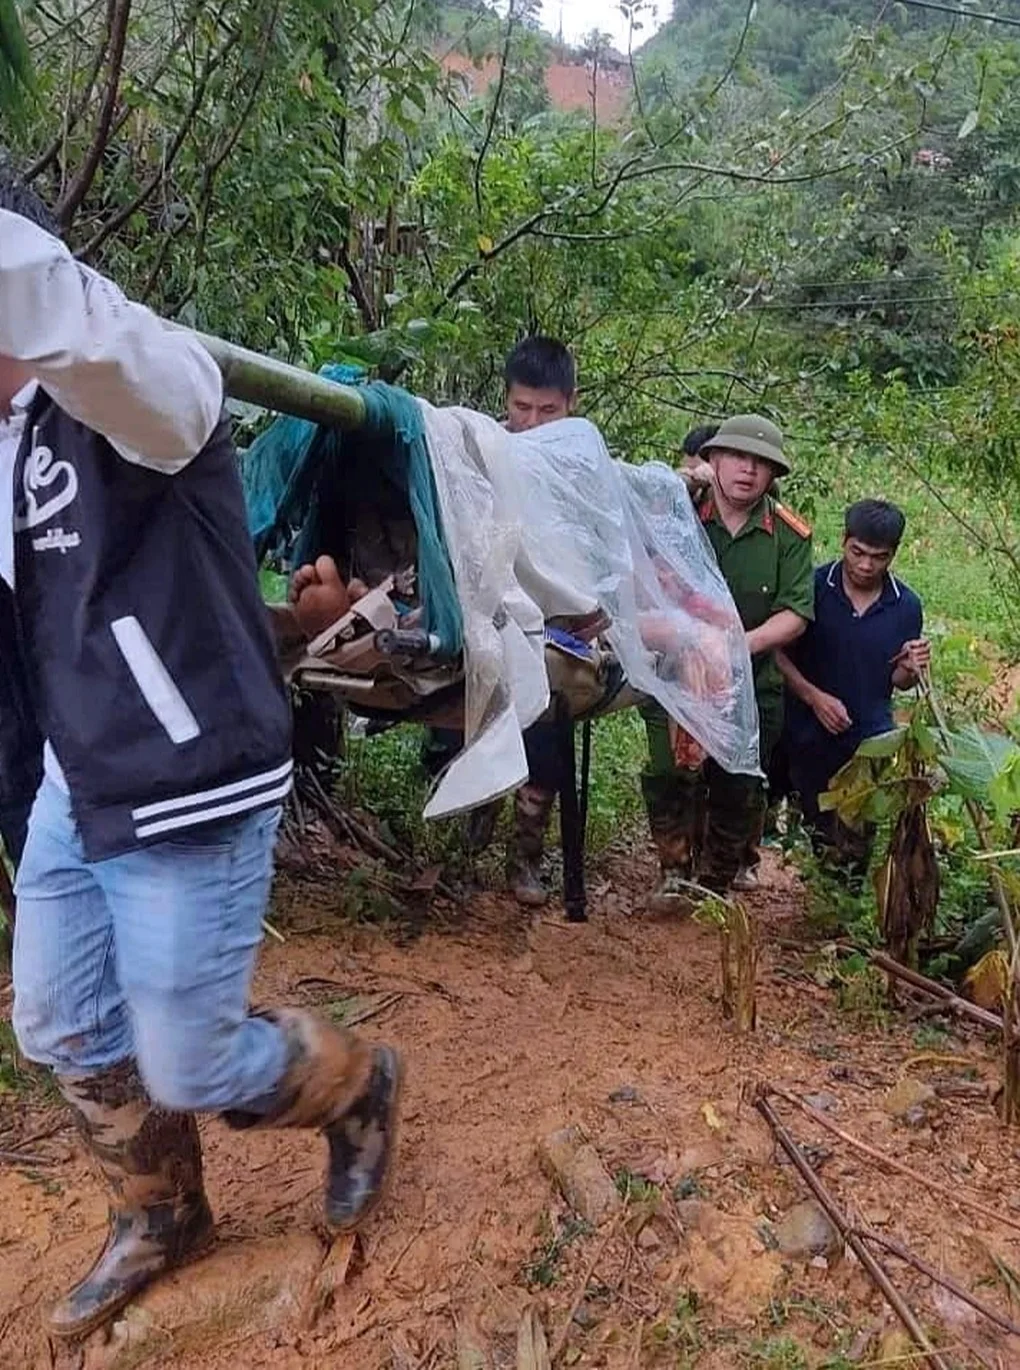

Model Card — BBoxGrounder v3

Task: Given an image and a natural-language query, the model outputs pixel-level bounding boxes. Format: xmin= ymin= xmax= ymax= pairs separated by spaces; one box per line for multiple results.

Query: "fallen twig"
xmin=871 ymin=951 xmax=1001 ymax=1031
xmin=9 ymin=1121 xmax=66 ymax=1149
xmin=262 ymin=917 xmax=286 ymax=943
xmin=300 ymin=768 xmax=460 ymax=903
xmin=550 ymin=1211 xmax=623 ymax=1365
xmin=0 ymin=1149 xmax=57 ymax=1166
xmin=772 ymin=1084 xmax=1020 ymax=1239
xmin=755 ymin=1089 xmax=951 ymax=1370
xmin=385 ymin=1219 xmax=427 ymax=1280
xmin=858 ymin=1227 xmax=1020 ymax=1338
xmin=335 ymin=991 xmax=404 ymax=1028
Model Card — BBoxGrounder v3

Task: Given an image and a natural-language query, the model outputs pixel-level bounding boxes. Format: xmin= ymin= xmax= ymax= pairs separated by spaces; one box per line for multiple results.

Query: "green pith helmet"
xmin=701 ymin=413 xmax=790 ymax=476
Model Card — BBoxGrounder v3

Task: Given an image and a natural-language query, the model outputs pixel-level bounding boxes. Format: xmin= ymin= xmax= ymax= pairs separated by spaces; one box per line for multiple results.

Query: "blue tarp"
xmin=241 ymin=366 xmax=463 ymax=654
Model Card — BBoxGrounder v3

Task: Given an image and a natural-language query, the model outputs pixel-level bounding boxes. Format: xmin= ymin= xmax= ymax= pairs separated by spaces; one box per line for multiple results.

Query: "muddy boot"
xmin=223 ymin=1009 xmax=402 ymax=1231
xmin=647 ymin=867 xmax=696 ymax=914
xmin=48 ymin=1062 xmax=213 ymax=1340
xmin=641 ymin=773 xmax=698 ymax=914
xmin=507 ymin=784 xmax=555 ymax=907
xmin=732 ymin=864 xmax=760 ymax=892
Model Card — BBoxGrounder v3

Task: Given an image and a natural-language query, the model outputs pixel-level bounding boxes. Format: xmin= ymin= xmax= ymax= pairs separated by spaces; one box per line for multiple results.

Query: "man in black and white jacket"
xmin=0 ymin=175 xmax=401 ymax=1338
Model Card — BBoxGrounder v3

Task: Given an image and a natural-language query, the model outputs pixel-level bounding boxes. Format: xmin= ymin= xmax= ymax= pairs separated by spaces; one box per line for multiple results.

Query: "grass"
xmin=0 ymin=1020 xmax=56 ymax=1100
xmin=522 ymin=1212 xmax=592 ymax=1289
xmin=340 ymin=706 xmax=648 ymax=868
xmin=743 ymin=1337 xmax=809 ymax=1370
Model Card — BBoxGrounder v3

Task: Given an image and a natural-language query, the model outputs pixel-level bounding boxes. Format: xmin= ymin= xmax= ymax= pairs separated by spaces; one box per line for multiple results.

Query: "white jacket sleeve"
xmin=0 ymin=210 xmax=223 ymax=472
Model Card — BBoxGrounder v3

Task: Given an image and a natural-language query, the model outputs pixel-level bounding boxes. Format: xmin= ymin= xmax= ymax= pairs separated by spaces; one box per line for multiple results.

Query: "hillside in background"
xmin=639 ymin=0 xmax=1020 ymax=103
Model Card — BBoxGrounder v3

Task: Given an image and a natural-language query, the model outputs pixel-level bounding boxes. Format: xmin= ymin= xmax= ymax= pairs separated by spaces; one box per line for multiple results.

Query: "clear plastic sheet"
xmin=511 ymin=419 xmax=760 ymax=777
xmin=416 ymin=406 xmax=760 ymax=820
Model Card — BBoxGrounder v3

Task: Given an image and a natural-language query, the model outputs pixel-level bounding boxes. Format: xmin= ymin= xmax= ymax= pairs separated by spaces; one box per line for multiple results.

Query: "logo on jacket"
xmin=14 ymin=433 xmax=80 ymax=540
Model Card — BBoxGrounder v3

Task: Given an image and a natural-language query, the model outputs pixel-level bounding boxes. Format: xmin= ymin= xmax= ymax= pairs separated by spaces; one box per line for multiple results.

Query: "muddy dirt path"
xmin=2 ymin=848 xmax=1020 ymax=1369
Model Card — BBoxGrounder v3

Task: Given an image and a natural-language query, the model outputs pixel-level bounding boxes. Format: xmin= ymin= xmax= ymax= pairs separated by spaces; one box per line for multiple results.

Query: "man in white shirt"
xmin=0 ymin=173 xmax=401 ymax=1338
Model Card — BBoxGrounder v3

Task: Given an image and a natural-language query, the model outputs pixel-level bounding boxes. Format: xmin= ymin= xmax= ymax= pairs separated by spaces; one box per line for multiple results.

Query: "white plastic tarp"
xmin=417 ymin=405 xmax=759 ymax=819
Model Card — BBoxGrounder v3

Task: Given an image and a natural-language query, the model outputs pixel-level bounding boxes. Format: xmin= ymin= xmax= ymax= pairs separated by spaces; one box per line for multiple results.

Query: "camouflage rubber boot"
xmin=507 ymin=784 xmax=556 ymax=907
xmin=700 ymin=769 xmax=765 ymax=895
xmin=733 ymin=803 xmax=766 ymax=891
xmin=47 ymin=1062 xmax=213 ymax=1340
xmin=641 ymin=773 xmax=698 ymax=914
xmin=465 ymin=797 xmax=503 ymax=853
xmin=223 ymin=1008 xmax=402 ymax=1231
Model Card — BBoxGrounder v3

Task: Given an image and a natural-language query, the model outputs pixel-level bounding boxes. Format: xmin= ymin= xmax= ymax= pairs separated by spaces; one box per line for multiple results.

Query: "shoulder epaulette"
xmin=774 ymin=502 xmax=812 ymax=539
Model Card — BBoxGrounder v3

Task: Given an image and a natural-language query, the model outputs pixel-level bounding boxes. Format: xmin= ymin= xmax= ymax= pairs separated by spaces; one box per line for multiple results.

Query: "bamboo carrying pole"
xmin=195 ymin=332 xmax=368 ymax=430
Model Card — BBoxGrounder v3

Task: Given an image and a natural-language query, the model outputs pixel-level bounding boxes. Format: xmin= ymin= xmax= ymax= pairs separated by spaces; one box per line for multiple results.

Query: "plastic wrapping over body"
xmin=417 ymin=406 xmax=759 ymax=819
xmin=511 ymin=419 xmax=760 ymax=777
xmin=418 ymin=402 xmax=559 ymax=818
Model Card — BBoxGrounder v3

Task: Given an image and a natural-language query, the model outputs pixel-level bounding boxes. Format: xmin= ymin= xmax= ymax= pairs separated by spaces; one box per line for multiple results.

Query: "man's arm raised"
xmin=0 ymin=209 xmax=222 ymax=472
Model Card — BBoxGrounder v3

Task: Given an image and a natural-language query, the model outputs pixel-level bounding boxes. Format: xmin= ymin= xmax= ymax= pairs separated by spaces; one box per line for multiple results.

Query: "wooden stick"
xmin=0 ymin=1149 xmax=56 ymax=1166
xmin=300 ymin=769 xmax=460 ymax=904
xmin=754 ymin=1090 xmax=951 ymax=1370
xmin=858 ymin=1226 xmax=1020 ymax=1337
xmin=871 ymin=952 xmax=1001 ymax=1032
xmin=550 ymin=1211 xmax=623 ymax=1365
xmin=771 ymin=1085 xmax=1020 ymax=1240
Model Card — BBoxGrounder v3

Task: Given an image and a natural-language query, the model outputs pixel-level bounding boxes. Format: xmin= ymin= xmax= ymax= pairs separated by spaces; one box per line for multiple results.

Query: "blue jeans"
xmin=12 ymin=778 xmax=288 ymax=1113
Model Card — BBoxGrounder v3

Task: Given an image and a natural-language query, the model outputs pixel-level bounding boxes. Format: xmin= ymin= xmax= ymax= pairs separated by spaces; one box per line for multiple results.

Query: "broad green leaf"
xmin=941 ymin=725 xmax=1019 ymax=806
xmin=989 ymin=750 xmax=1020 ymax=824
xmin=856 ymin=728 xmax=907 ymax=759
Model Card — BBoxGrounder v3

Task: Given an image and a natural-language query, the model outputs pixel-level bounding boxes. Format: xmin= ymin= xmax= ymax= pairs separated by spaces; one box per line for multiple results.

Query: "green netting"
xmin=241 ymin=365 xmax=463 ymax=654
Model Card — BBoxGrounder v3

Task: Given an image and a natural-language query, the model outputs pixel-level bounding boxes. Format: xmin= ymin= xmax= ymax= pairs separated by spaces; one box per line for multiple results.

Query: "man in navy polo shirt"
xmin=777 ymin=499 xmax=930 ymax=874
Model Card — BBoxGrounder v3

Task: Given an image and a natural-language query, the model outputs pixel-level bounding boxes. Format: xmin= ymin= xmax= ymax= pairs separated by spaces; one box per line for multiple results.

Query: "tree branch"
xmin=473 ymin=0 xmax=516 ymax=222
xmin=55 ymin=0 xmax=132 ymax=230
xmin=338 ymin=242 xmax=379 ymax=332
xmin=77 ymin=25 xmax=242 ymax=261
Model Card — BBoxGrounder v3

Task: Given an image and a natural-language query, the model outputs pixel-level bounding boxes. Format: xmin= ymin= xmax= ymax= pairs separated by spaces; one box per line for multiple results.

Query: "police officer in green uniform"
xmin=642 ymin=414 xmax=814 ymax=909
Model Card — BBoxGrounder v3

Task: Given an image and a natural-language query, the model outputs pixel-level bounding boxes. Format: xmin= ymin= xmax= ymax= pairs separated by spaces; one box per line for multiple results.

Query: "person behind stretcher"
xmin=287 ymin=346 xmax=736 ymax=911
xmin=640 ymin=416 xmax=815 ymax=911
xmin=288 ymin=338 xmax=578 ymax=908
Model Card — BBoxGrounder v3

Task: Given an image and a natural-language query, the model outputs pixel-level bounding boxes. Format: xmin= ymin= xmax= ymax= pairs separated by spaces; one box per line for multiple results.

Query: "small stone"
xmin=609 ymin=1085 xmax=640 ymax=1104
xmin=572 ymin=1302 xmax=599 ymax=1330
xmin=803 ymin=1092 xmax=839 ymax=1114
xmin=538 ymin=1126 xmax=623 ymax=1226
xmin=809 ymin=1255 xmax=829 ymax=1270
xmin=883 ymin=1078 xmax=936 ymax=1121
xmin=636 ymin=1225 xmax=662 ymax=1251
xmin=775 ymin=1200 xmax=841 ymax=1259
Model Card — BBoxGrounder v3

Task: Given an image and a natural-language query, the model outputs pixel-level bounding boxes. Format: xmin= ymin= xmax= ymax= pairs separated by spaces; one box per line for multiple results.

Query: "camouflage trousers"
xmin=640 ymin=698 xmax=782 ymax=894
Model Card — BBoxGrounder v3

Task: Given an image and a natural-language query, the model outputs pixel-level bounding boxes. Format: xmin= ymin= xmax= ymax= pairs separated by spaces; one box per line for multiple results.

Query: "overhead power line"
xmin=897 ymin=0 xmax=1020 ymax=28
